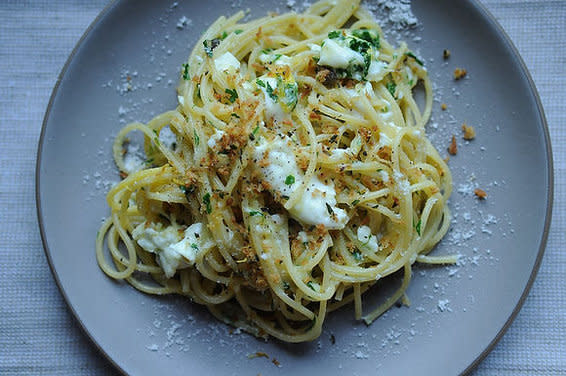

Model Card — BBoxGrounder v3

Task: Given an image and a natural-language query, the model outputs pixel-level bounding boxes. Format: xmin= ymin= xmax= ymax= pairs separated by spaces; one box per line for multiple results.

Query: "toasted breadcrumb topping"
xmin=474 ymin=188 xmax=487 ymax=199
xmin=462 ymin=124 xmax=476 ymax=140
xmin=453 ymin=68 xmax=467 ymax=80
xmin=448 ymin=135 xmax=457 ymax=155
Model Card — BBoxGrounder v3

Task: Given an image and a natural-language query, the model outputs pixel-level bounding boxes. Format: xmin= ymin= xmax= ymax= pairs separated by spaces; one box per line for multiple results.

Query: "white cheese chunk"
xmin=357 ymin=225 xmax=379 ymax=252
xmin=132 ymin=222 xmax=213 ymax=278
xmin=259 ymin=53 xmax=292 ymax=66
xmin=318 ymin=38 xmax=364 ymax=69
xmin=292 ymin=177 xmax=348 ymax=229
xmin=366 ymin=59 xmax=388 ymax=81
xmin=254 ymin=137 xmax=348 ymax=229
xmin=257 ymin=76 xmax=288 ymax=123
xmin=308 ymin=43 xmax=321 ymax=52
xmin=214 ymin=52 xmax=240 ymax=72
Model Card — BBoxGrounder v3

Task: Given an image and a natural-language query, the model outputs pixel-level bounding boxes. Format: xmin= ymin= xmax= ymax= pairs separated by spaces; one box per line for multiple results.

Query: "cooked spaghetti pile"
xmin=97 ymin=0 xmax=454 ymax=342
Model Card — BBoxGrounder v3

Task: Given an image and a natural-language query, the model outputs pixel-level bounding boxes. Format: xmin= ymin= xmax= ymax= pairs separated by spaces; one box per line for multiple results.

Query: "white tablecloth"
xmin=1 ymin=1 xmax=564 ymax=374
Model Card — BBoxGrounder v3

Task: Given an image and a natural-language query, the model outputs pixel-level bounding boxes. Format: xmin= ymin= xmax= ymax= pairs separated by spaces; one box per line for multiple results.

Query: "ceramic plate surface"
xmin=37 ymin=0 xmax=552 ymax=375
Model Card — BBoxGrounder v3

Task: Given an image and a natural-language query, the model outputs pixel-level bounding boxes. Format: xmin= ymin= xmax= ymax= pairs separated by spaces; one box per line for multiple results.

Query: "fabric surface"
xmin=0 ymin=0 xmax=563 ymax=375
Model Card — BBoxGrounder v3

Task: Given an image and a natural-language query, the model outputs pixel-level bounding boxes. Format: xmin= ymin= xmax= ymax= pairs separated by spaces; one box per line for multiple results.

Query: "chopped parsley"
xmin=352 ymin=249 xmax=363 ymax=261
xmin=351 ymin=199 xmax=360 ymax=206
xmin=272 ymin=53 xmax=282 ymax=62
xmin=328 ymin=30 xmax=342 ymax=39
xmin=193 ymin=130 xmax=200 ymax=147
xmin=248 ymin=211 xmax=264 ymax=217
xmin=405 ymin=51 xmax=424 ymax=66
xmin=220 ymin=31 xmax=228 ymax=40
xmin=249 ymin=124 xmax=260 ymax=141
xmin=282 ymin=82 xmax=298 ymax=111
xmin=181 ymin=63 xmax=190 ymax=80
xmin=225 ymin=88 xmax=238 ymax=103
xmin=386 ymin=81 xmax=397 ymax=97
xmin=265 ymin=81 xmax=278 ymax=100
xmin=306 ymin=281 xmax=316 ymax=291
xmin=352 ymin=28 xmax=380 ymax=49
xmin=415 ymin=219 xmax=422 ymax=236
xmin=325 ymin=203 xmax=334 ymax=215
xmin=285 ymin=175 xmax=295 ymax=185
xmin=202 ymin=193 xmax=212 ymax=214
xmin=190 ymin=243 xmax=199 ymax=250
xmin=230 ymin=112 xmax=240 ymax=118
xmin=234 ymin=29 xmax=243 ymax=34
xmin=255 ymin=79 xmax=266 ymax=88
xmin=261 ymin=48 xmax=273 ymax=54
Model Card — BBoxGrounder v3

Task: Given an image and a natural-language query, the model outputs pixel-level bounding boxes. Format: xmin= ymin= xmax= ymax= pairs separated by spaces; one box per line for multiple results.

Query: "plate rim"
xmin=35 ymin=1 xmax=554 ymax=375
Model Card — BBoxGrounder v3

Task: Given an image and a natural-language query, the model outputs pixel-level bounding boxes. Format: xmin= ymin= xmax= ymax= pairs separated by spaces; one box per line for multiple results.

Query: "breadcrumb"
xmin=462 ymin=124 xmax=476 ymax=140
xmin=448 ymin=135 xmax=457 ymax=155
xmin=248 ymin=352 xmax=269 ymax=359
xmin=454 ymin=68 xmax=467 ymax=80
xmin=474 ymin=188 xmax=487 ymax=199
xmin=443 ymin=49 xmax=451 ymax=59
xmin=441 ymin=103 xmax=447 ymax=111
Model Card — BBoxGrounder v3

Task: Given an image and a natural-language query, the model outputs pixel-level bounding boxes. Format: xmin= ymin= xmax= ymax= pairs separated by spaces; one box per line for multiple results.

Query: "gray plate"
xmin=37 ymin=0 xmax=552 ymax=375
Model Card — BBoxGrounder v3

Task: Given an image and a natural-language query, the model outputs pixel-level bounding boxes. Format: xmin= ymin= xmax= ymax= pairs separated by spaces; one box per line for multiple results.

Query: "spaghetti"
xmin=96 ymin=0 xmax=455 ymax=342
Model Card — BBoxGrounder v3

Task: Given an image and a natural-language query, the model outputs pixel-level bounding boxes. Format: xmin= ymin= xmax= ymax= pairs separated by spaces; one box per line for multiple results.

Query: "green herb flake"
xmin=352 ymin=249 xmax=363 ymax=261
xmin=386 ymin=81 xmax=397 ymax=97
xmin=285 ymin=175 xmax=295 ymax=185
xmin=328 ymin=30 xmax=342 ymax=39
xmin=193 ymin=130 xmax=200 ymax=147
xmin=265 ymin=81 xmax=278 ymax=100
xmin=325 ymin=203 xmax=334 ymax=215
xmin=249 ymin=124 xmax=260 ymax=141
xmin=248 ymin=211 xmax=264 ymax=217
xmin=221 ymin=31 xmax=228 ymax=40
xmin=405 ymin=52 xmax=424 ymax=66
xmin=225 ymin=88 xmax=238 ymax=103
xmin=230 ymin=112 xmax=240 ymax=118
xmin=306 ymin=281 xmax=316 ymax=291
xmin=181 ymin=63 xmax=190 ymax=80
xmin=203 ymin=193 xmax=212 ymax=214
xmin=415 ymin=219 xmax=422 ymax=236
xmin=190 ymin=243 xmax=199 ymax=250
xmin=352 ymin=29 xmax=380 ymax=49
xmin=351 ymin=199 xmax=360 ymax=206
xmin=261 ymin=48 xmax=273 ymax=54
xmin=256 ymin=79 xmax=266 ymax=88
xmin=234 ymin=29 xmax=243 ymax=34
xmin=282 ymin=82 xmax=298 ymax=111
xmin=272 ymin=54 xmax=282 ymax=62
